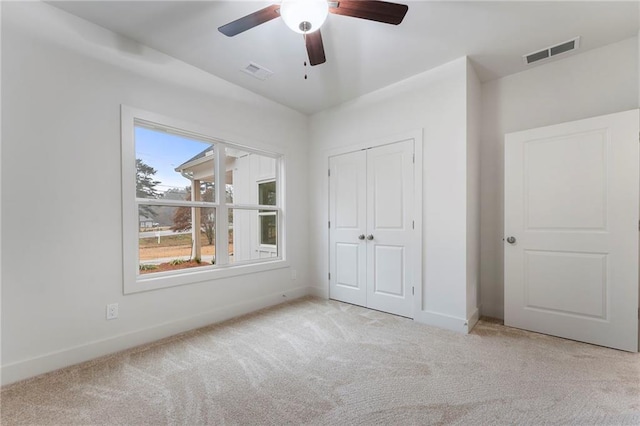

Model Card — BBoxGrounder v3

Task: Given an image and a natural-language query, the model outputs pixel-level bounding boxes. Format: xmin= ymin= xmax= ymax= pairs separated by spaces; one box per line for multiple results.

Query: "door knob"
xmin=506 ymin=236 xmax=516 ymax=244
xmin=367 ymin=234 xmax=374 ymax=240
xmin=358 ymin=234 xmax=365 ymax=240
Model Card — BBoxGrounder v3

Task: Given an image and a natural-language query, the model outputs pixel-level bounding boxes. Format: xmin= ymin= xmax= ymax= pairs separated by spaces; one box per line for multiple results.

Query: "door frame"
xmin=324 ymin=129 xmax=424 ymax=317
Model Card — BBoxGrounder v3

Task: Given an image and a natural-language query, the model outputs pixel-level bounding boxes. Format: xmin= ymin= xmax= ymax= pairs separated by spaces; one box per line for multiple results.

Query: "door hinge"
xmin=328 ymin=169 xmax=331 ymax=177
xmin=328 ymin=272 xmax=331 ymax=280
xmin=328 ymin=221 xmax=331 ymax=229
xmin=412 ymin=220 xmax=415 ymax=230
xmin=412 ymin=286 xmax=415 ymax=296
xmin=412 ymin=153 xmax=415 ymax=163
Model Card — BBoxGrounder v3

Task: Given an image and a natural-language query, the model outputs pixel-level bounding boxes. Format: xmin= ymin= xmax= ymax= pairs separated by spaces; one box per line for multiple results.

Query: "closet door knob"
xmin=367 ymin=234 xmax=374 ymax=240
xmin=358 ymin=234 xmax=366 ymax=240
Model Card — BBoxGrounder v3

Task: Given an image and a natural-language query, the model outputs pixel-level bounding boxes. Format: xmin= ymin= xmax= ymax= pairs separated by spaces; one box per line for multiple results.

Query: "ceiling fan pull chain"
xmin=303 ymin=32 xmax=308 ymax=80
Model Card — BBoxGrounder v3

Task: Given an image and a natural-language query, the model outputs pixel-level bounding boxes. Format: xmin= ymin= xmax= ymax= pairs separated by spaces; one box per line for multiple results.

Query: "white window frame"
xmin=121 ymin=105 xmax=287 ymax=294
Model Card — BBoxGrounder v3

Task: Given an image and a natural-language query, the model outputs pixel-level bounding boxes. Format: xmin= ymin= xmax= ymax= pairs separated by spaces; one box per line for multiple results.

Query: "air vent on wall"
xmin=241 ymin=62 xmax=274 ymax=80
xmin=523 ymin=36 xmax=580 ymax=65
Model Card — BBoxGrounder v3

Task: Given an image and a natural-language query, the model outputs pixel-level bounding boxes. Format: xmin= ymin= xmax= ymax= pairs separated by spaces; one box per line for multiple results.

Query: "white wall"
xmin=1 ymin=2 xmax=310 ymax=385
xmin=309 ymin=57 xmax=479 ymax=331
xmin=480 ymin=36 xmax=640 ymax=319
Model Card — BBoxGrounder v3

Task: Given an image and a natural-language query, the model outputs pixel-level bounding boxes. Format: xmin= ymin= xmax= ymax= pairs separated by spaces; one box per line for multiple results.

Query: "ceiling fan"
xmin=218 ymin=0 xmax=409 ymax=66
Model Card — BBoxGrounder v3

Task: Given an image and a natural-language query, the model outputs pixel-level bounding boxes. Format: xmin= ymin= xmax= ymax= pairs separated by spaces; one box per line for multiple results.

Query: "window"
xmin=121 ymin=106 xmax=285 ymax=293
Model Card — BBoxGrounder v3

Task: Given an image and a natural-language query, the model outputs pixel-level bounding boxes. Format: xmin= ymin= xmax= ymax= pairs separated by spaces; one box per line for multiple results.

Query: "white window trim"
xmin=121 ymin=105 xmax=288 ymax=294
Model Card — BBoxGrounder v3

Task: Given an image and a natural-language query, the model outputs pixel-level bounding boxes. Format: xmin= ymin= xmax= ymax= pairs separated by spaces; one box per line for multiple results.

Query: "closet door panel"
xmin=329 ymin=150 xmax=367 ymax=307
xmin=366 ymin=140 xmax=414 ymax=318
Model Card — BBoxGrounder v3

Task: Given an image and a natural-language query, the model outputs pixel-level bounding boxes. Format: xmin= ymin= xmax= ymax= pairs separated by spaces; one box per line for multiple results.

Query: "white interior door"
xmin=366 ymin=141 xmax=414 ymax=317
xmin=329 ymin=150 xmax=367 ymax=307
xmin=505 ymin=109 xmax=639 ymax=352
xmin=329 ymin=140 xmax=414 ymax=318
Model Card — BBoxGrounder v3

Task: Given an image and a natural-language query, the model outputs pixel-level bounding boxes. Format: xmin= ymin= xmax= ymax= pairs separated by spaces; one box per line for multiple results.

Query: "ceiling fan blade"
xmin=218 ymin=4 xmax=280 ymax=37
xmin=329 ymin=1 xmax=408 ymax=25
xmin=305 ymin=30 xmax=326 ymax=66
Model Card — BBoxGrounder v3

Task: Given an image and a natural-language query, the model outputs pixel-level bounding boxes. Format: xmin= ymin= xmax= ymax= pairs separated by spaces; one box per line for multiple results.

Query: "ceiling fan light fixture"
xmin=280 ymin=0 xmax=329 ymax=34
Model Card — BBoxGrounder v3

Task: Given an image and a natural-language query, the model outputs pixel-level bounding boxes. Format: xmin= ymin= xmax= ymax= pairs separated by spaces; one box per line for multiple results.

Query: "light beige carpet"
xmin=2 ymin=297 xmax=639 ymax=425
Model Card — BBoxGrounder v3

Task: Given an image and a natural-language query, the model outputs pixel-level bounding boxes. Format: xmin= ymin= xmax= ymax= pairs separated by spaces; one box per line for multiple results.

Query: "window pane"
xmin=228 ymin=209 xmax=278 ymax=264
xmin=138 ymin=205 xmax=216 ymax=274
xmin=225 ymin=147 xmax=276 ymax=205
xmin=258 ymin=181 xmax=276 ymax=206
xmin=225 ymin=163 xmax=234 ymax=205
xmin=135 ymin=125 xmax=216 ymax=202
xmin=259 ymin=213 xmax=277 ymax=245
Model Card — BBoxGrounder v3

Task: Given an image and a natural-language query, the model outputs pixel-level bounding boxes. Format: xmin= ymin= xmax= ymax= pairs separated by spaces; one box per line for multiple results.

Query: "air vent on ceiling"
xmin=241 ymin=62 xmax=274 ymax=81
xmin=523 ymin=36 xmax=580 ymax=65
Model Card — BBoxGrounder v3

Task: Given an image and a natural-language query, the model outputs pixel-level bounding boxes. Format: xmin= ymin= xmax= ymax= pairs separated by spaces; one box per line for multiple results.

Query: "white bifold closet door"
xmin=329 ymin=140 xmax=414 ymax=318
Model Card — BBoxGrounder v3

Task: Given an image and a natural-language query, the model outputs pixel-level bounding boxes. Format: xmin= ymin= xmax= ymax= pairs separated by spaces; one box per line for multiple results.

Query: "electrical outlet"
xmin=106 ymin=303 xmax=119 ymax=320
xmin=291 ymin=269 xmax=297 ymax=280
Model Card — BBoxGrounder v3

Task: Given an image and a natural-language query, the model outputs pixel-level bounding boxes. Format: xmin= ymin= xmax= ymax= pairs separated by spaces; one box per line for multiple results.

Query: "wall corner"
xmin=465 ymin=58 xmax=482 ymax=321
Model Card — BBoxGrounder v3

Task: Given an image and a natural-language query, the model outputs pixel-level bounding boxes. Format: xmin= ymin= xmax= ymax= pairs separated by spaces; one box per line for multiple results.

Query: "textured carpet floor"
xmin=2 ymin=297 xmax=639 ymax=425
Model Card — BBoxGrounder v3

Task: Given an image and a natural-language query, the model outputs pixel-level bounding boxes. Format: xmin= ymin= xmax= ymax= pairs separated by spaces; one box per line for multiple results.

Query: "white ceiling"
xmin=50 ymin=1 xmax=639 ymax=115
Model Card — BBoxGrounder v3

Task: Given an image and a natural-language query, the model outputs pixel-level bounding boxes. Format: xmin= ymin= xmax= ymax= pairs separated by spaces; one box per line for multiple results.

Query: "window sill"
xmin=125 ymin=259 xmax=290 ymax=294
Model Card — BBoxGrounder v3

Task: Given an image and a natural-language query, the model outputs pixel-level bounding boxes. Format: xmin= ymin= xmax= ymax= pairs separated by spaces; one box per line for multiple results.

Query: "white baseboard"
xmin=414 ymin=307 xmax=480 ymax=334
xmin=1 ymin=286 xmax=313 ymax=387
